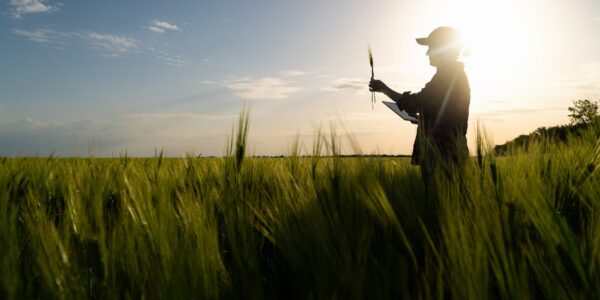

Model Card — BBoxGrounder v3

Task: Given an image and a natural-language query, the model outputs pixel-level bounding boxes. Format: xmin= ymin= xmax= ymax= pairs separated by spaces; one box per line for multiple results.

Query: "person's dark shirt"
xmin=395 ymin=61 xmax=470 ymax=164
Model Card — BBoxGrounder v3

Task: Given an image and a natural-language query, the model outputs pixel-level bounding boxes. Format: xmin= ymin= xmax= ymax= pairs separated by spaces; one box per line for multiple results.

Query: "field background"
xmin=1 ymin=116 xmax=599 ymax=299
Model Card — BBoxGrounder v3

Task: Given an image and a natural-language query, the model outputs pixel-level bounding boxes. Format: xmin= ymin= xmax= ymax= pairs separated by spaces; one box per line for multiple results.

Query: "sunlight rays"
xmin=430 ymin=0 xmax=545 ymax=112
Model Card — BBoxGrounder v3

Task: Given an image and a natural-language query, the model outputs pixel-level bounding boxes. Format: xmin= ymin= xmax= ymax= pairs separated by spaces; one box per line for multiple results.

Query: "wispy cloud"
xmin=575 ymin=82 xmax=600 ymax=93
xmin=472 ymin=107 xmax=564 ymax=124
xmin=147 ymin=21 xmax=179 ymax=33
xmin=83 ymin=32 xmax=137 ymax=55
xmin=474 ymin=108 xmax=546 ymax=117
xmin=14 ymin=27 xmax=188 ymax=65
xmin=280 ymin=69 xmax=330 ymax=78
xmin=577 ymin=62 xmax=600 ymax=92
xmin=324 ymin=112 xmax=382 ymax=122
xmin=280 ymin=70 xmax=306 ymax=77
xmin=13 ymin=28 xmax=49 ymax=43
xmin=12 ymin=28 xmax=68 ymax=44
xmin=155 ymin=21 xmax=178 ymax=30
xmin=322 ymin=78 xmax=368 ymax=94
xmin=9 ymin=0 xmax=60 ymax=18
xmin=556 ymin=61 xmax=600 ymax=94
xmin=204 ymin=77 xmax=301 ymax=100
xmin=149 ymin=47 xmax=190 ymax=67
xmin=13 ymin=28 xmax=137 ymax=56
xmin=227 ymin=78 xmax=301 ymax=100
xmin=147 ymin=26 xmax=164 ymax=33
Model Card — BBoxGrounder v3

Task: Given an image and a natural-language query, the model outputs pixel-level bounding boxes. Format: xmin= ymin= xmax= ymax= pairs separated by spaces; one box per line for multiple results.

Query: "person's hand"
xmin=369 ymin=79 xmax=387 ymax=93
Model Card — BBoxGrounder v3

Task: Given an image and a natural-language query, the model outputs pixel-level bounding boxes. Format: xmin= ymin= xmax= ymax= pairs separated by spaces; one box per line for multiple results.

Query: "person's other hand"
xmin=369 ymin=79 xmax=387 ymax=93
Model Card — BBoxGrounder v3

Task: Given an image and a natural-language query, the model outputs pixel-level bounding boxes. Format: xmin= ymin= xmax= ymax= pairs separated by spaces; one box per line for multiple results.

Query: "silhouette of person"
xmin=370 ymin=27 xmax=470 ymax=166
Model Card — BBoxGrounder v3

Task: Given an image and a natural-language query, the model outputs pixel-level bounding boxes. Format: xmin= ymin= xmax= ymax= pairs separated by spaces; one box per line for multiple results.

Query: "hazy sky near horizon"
xmin=1 ymin=0 xmax=599 ymax=156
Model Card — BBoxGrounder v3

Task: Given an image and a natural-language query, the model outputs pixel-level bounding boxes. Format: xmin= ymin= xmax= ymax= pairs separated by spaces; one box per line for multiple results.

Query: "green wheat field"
xmin=1 ymin=112 xmax=599 ymax=299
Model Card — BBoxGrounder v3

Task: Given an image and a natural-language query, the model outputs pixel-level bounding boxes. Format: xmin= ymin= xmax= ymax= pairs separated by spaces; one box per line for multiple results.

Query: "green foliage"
xmin=495 ymin=99 xmax=600 ymax=155
xmin=0 ymin=118 xmax=599 ymax=299
xmin=569 ymin=99 xmax=599 ymax=125
xmin=494 ymin=123 xmax=592 ymax=155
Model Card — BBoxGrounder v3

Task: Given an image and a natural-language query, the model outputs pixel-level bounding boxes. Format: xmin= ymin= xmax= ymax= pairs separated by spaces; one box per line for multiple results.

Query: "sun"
xmin=434 ymin=0 xmax=544 ymax=110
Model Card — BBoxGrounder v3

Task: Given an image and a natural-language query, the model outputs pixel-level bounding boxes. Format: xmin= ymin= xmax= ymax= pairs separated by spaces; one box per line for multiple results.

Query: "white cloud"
xmin=322 ymin=78 xmax=368 ymax=94
xmin=83 ymin=32 xmax=137 ymax=55
xmin=154 ymin=21 xmax=178 ymax=30
xmin=14 ymin=27 xmax=193 ymax=65
xmin=13 ymin=28 xmax=137 ymax=56
xmin=10 ymin=0 xmax=59 ymax=18
xmin=13 ymin=28 xmax=57 ymax=43
xmin=201 ymin=77 xmax=301 ymax=100
xmin=13 ymin=28 xmax=72 ymax=47
xmin=281 ymin=70 xmax=306 ymax=77
xmin=280 ymin=69 xmax=331 ymax=78
xmin=222 ymin=77 xmax=301 ymax=100
xmin=147 ymin=26 xmax=165 ymax=33
xmin=148 ymin=21 xmax=179 ymax=33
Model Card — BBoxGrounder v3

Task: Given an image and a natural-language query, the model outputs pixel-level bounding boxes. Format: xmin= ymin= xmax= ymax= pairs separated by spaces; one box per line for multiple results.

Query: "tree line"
xmin=494 ymin=99 xmax=599 ymax=155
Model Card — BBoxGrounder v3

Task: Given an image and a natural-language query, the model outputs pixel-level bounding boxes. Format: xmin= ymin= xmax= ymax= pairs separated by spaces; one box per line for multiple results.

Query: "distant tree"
xmin=534 ymin=126 xmax=547 ymax=136
xmin=568 ymin=99 xmax=599 ymax=125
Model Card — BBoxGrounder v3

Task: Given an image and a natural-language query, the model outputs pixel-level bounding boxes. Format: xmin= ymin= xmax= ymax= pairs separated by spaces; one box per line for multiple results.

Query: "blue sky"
xmin=1 ymin=0 xmax=599 ymax=156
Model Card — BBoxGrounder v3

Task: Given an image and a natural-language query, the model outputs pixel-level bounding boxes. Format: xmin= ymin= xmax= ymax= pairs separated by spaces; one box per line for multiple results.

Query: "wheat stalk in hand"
xmin=368 ymin=46 xmax=376 ymax=110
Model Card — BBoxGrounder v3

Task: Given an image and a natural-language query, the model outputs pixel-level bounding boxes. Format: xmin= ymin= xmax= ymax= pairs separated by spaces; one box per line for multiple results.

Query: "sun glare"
xmin=435 ymin=0 xmax=544 ymax=111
